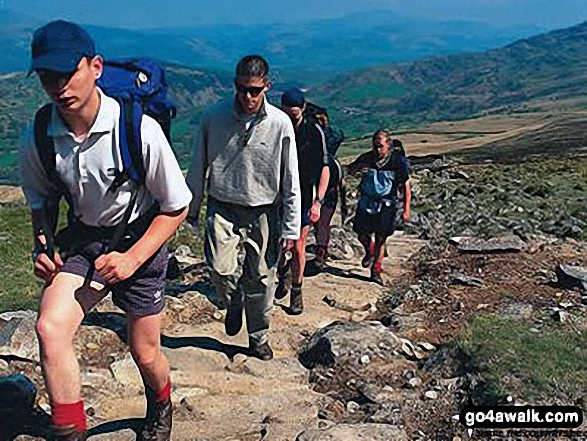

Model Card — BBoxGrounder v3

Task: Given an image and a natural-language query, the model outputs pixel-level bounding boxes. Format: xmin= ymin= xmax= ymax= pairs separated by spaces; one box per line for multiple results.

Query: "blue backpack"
xmin=34 ymin=58 xmax=176 ymax=256
xmin=358 ymin=169 xmax=397 ymax=214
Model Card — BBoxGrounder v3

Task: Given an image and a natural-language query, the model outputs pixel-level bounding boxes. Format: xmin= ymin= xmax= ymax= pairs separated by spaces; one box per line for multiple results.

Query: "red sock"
xmin=150 ymin=378 xmax=171 ymax=403
xmin=373 ymin=259 xmax=383 ymax=272
xmin=51 ymin=400 xmax=87 ymax=432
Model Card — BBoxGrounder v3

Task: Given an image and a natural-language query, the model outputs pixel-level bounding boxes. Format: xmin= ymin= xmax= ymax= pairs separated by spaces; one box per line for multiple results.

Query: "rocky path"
xmin=5 ymin=232 xmax=426 ymax=441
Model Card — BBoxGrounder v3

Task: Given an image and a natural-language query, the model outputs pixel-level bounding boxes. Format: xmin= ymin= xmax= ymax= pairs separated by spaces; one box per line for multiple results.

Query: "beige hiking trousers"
xmin=204 ymin=198 xmax=281 ymax=345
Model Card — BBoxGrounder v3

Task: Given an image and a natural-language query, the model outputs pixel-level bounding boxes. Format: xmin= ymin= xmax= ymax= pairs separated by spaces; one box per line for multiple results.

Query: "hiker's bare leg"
xmin=291 ymin=225 xmax=310 ymax=285
xmin=128 ymin=312 xmax=169 ymax=391
xmin=372 ymin=233 xmax=387 ymax=272
xmin=36 ymin=272 xmax=105 ymax=403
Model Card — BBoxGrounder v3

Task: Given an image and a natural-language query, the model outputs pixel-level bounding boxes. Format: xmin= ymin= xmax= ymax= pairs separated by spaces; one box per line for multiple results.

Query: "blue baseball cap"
xmin=30 ymin=20 xmax=96 ymax=73
xmin=281 ymin=88 xmax=305 ymax=108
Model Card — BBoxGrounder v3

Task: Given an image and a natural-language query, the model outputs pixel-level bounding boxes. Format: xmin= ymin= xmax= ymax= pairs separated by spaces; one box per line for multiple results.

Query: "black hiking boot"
xmin=248 ymin=341 xmax=274 ymax=361
xmin=274 ymin=277 xmax=288 ymax=300
xmin=225 ymin=296 xmax=243 ymax=336
xmin=288 ymin=285 xmax=304 ymax=315
xmin=138 ymin=398 xmax=173 ymax=441
xmin=49 ymin=425 xmax=87 ymax=441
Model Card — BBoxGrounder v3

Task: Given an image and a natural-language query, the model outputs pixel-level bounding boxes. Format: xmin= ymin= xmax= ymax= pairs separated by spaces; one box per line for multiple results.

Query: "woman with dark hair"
xmin=347 ymin=130 xmax=411 ymax=284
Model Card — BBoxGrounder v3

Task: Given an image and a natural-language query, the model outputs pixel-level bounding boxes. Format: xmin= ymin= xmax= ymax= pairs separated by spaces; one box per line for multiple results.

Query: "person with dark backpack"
xmin=276 ymin=88 xmax=330 ymax=314
xmin=347 ymin=130 xmax=411 ymax=285
xmin=303 ymin=104 xmax=345 ymax=269
xmin=19 ymin=20 xmax=192 ymax=440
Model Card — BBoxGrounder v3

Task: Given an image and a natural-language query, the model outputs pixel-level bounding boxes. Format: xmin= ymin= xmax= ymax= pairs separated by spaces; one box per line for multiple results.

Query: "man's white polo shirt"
xmin=20 ymin=89 xmax=192 ymax=226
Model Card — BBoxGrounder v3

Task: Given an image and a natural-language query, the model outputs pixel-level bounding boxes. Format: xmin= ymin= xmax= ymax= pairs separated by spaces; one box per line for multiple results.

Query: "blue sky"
xmin=2 ymin=0 xmax=586 ymax=29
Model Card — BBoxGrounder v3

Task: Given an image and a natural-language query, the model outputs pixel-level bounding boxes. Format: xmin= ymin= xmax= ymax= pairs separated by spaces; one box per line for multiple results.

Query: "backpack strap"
xmin=33 ymin=104 xmax=78 ymax=260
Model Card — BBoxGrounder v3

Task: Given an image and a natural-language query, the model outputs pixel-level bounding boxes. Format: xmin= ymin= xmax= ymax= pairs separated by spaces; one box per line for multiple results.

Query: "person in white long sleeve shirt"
xmin=186 ymin=55 xmax=301 ymax=360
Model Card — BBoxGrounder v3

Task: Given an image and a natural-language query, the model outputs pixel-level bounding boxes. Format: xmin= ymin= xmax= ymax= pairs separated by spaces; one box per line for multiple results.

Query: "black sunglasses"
xmin=235 ymin=82 xmax=266 ymax=97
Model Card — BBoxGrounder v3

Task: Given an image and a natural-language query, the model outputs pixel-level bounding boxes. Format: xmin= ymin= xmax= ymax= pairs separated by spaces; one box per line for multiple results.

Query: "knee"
xmin=36 ymin=313 xmax=76 ymax=349
xmin=131 ymin=344 xmax=160 ymax=372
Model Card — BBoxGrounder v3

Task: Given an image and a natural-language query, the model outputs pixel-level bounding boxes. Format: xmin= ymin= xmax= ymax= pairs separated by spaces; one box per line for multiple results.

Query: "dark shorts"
xmin=353 ymin=199 xmax=397 ymax=236
xmin=61 ymin=242 xmax=168 ymax=316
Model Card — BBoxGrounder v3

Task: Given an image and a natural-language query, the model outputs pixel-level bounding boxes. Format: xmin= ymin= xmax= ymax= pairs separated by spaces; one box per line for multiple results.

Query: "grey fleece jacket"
xmin=186 ymin=97 xmax=301 ymax=240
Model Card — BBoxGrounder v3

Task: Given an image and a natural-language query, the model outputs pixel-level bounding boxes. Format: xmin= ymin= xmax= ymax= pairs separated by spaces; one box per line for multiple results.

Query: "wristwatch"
xmin=32 ymin=242 xmax=46 ymax=263
xmin=314 ymin=196 xmax=325 ymax=205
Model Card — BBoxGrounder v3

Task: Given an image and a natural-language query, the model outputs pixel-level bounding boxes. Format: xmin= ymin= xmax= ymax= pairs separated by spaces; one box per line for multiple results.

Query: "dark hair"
xmin=392 ymin=139 xmax=406 ymax=156
xmin=372 ymin=130 xmax=391 ymax=143
xmin=235 ymin=55 xmax=269 ymax=80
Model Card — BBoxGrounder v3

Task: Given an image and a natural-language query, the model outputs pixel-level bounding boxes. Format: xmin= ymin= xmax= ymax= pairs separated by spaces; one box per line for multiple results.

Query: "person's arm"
xmin=280 ymin=122 xmax=301 ymax=245
xmin=95 ymin=208 xmax=187 ymax=284
xmin=398 ymin=154 xmax=411 ymax=222
xmin=20 ymin=123 xmax=63 ymax=281
xmin=185 ymin=113 xmax=209 ymax=227
xmin=403 ymin=180 xmax=412 ymax=222
xmin=95 ymin=116 xmax=192 ymax=284
xmin=30 ymin=208 xmax=63 ymax=282
xmin=309 ymin=123 xmax=330 ymax=223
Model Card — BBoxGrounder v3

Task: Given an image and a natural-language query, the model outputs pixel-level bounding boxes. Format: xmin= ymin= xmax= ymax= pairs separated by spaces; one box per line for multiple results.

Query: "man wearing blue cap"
xmin=278 ymin=88 xmax=330 ymax=314
xmin=20 ymin=20 xmax=192 ymax=440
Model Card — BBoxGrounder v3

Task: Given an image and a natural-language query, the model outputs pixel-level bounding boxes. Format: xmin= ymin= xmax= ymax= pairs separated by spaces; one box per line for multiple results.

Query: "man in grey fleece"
xmin=186 ymin=55 xmax=301 ymax=360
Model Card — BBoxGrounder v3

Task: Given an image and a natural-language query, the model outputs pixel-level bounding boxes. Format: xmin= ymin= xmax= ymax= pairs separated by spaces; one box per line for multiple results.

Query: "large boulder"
xmin=299 ymin=321 xmax=403 ymax=369
xmin=0 ymin=310 xmax=39 ymax=362
xmin=556 ymin=264 xmax=587 ymax=290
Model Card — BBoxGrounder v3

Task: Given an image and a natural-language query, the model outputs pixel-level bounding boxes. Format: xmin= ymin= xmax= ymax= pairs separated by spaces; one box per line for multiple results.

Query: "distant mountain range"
xmin=0 ymin=8 xmax=544 ymax=78
xmin=312 ymin=21 xmax=587 ymax=134
xmin=1 ymin=19 xmax=586 ymax=183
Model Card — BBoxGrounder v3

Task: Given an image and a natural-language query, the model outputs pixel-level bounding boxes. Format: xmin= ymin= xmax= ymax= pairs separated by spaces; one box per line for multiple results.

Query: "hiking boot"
xmin=361 ymin=253 xmax=373 ymax=268
xmin=248 ymin=341 xmax=274 ymax=361
xmin=288 ymin=285 xmax=304 ymax=315
xmin=50 ymin=425 xmax=87 ymax=441
xmin=274 ymin=277 xmax=288 ymax=300
xmin=225 ymin=296 xmax=243 ymax=336
xmin=371 ymin=270 xmax=384 ymax=286
xmin=138 ymin=398 xmax=172 ymax=441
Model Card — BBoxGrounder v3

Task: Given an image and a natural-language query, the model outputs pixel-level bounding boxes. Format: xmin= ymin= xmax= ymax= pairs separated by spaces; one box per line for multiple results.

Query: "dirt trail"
xmin=76 ymin=232 xmax=427 ymax=441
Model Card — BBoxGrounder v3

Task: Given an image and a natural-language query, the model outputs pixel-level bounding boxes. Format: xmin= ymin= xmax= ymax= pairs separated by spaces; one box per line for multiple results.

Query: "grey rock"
xmin=370 ymin=403 xmax=402 ymax=425
xmin=556 ymin=264 xmax=587 ymax=290
xmin=0 ymin=310 xmax=39 ymax=362
xmin=424 ymin=390 xmax=438 ymax=400
xmin=109 ymin=353 xmax=143 ymax=390
xmin=346 ymin=401 xmax=360 ymax=413
xmin=299 ymin=321 xmax=403 ymax=369
xmin=407 ymin=377 xmax=423 ymax=389
xmin=453 ymin=235 xmax=526 ymax=253
xmin=174 ymin=245 xmax=193 ymax=257
xmin=450 ymin=272 xmax=483 ymax=287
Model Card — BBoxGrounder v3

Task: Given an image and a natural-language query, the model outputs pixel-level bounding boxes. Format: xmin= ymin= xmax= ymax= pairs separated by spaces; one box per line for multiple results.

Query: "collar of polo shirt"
xmin=48 ymin=88 xmax=116 ymax=138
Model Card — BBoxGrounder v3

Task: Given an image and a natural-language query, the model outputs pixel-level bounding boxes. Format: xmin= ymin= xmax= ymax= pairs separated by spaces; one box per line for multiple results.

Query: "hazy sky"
xmin=2 ymin=0 xmax=586 ymax=29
